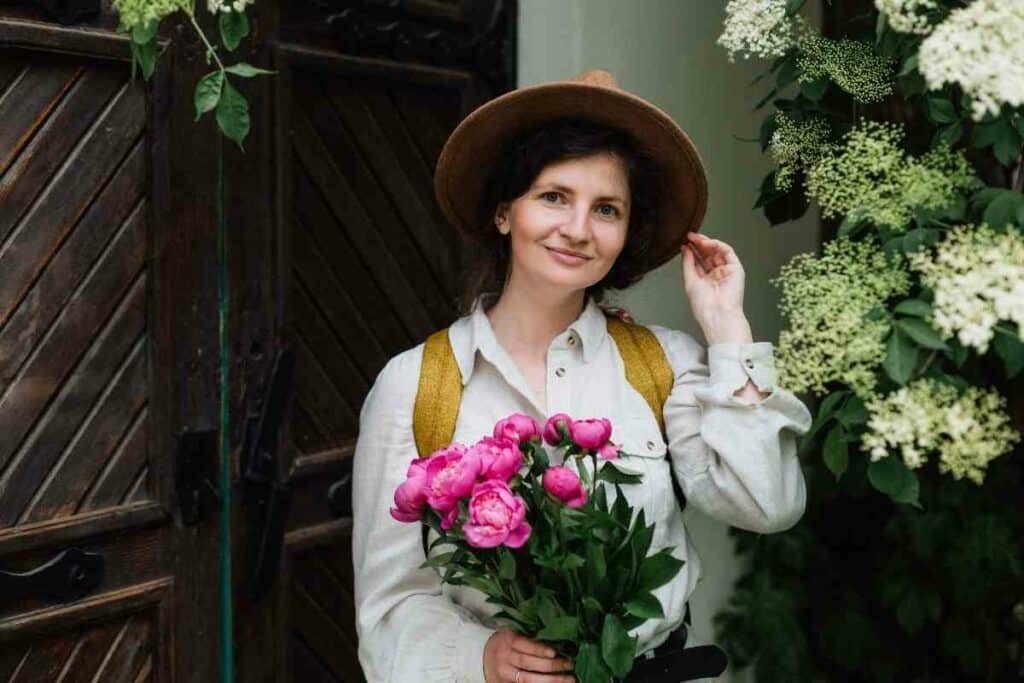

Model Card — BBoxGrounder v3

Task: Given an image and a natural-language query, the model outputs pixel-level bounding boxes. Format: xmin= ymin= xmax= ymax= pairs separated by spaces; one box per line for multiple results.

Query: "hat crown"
xmin=571 ymin=69 xmax=620 ymax=90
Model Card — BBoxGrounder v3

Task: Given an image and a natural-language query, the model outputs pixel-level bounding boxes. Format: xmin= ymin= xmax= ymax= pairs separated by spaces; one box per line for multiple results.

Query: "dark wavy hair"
xmin=454 ymin=117 xmax=667 ymax=316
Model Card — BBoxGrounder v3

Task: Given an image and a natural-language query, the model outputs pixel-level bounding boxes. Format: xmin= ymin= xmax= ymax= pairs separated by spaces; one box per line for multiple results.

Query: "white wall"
xmin=518 ymin=2 xmax=821 ymax=680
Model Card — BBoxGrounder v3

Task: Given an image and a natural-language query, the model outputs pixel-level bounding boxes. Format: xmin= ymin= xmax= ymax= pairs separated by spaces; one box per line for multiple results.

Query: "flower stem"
xmin=186 ymin=9 xmax=226 ymax=72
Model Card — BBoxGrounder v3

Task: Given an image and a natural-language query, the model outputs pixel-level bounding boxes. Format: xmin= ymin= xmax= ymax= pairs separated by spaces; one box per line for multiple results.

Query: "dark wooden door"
xmin=232 ymin=2 xmax=517 ymax=681
xmin=0 ymin=5 xmax=225 ymax=682
xmin=0 ymin=0 xmax=516 ymax=680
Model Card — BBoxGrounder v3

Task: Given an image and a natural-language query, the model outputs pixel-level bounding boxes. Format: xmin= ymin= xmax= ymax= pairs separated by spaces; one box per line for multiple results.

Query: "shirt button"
xmin=568 ymin=336 xmax=577 ymax=346
xmin=646 ymin=440 xmax=655 ymax=450
xmin=744 ymin=358 xmax=755 ymax=368
xmin=555 ymin=367 xmax=566 ymax=377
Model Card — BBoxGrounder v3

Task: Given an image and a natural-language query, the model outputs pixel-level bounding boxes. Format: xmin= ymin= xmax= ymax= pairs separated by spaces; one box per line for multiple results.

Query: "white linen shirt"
xmin=352 ymin=293 xmax=813 ymax=682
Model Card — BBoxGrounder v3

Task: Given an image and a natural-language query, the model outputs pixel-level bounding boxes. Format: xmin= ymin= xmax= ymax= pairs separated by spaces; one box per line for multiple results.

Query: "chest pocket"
xmin=611 ymin=415 xmax=673 ymax=540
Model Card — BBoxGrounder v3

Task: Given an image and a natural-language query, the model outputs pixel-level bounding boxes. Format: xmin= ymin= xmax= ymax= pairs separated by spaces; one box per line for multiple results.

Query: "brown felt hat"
xmin=433 ymin=69 xmax=708 ymax=272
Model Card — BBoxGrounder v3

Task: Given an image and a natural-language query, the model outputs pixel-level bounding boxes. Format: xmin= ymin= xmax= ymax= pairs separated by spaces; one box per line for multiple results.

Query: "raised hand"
xmin=680 ymin=232 xmax=753 ymax=345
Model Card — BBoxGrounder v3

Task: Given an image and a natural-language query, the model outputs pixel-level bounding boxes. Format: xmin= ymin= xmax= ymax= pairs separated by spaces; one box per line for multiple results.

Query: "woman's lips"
xmin=545 ymin=246 xmax=592 ymax=266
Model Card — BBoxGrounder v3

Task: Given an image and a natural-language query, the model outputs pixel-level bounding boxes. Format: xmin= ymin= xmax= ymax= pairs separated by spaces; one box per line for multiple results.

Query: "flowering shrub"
xmin=390 ymin=413 xmax=684 ymax=683
xmin=714 ymin=1 xmax=1023 ymax=679
xmin=111 ymin=0 xmax=272 ymax=147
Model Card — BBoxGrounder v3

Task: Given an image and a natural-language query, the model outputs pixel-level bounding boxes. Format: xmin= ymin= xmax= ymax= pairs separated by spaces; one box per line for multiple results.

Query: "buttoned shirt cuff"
xmin=457 ymin=619 xmax=496 ymax=682
xmin=707 ymin=341 xmax=777 ymax=395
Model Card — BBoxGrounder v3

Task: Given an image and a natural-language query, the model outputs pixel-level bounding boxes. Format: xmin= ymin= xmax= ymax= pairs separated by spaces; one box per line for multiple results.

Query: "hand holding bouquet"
xmin=390 ymin=413 xmax=685 ymax=682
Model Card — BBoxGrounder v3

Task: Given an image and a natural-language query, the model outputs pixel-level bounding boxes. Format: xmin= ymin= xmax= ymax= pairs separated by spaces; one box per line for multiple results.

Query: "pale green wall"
xmin=519 ymin=2 xmax=821 ymax=680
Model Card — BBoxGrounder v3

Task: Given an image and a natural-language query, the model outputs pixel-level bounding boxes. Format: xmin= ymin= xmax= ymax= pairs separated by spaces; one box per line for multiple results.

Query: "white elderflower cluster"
xmin=113 ymin=0 xmax=188 ymax=28
xmin=769 ymin=113 xmax=833 ymax=193
xmin=717 ymin=0 xmax=812 ymax=62
xmin=874 ymin=0 xmax=940 ymax=35
xmin=797 ymin=35 xmax=895 ymax=103
xmin=908 ymin=223 xmax=1024 ymax=353
xmin=208 ymin=0 xmax=254 ymax=13
xmin=918 ymin=0 xmax=1024 ymax=120
xmin=772 ymin=237 xmax=912 ymax=398
xmin=805 ymin=119 xmax=975 ymax=231
xmin=862 ymin=379 xmax=1020 ymax=485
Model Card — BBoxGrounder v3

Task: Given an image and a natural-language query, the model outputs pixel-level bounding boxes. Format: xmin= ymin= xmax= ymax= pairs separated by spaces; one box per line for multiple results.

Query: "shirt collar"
xmin=448 ymin=292 xmax=609 ymax=386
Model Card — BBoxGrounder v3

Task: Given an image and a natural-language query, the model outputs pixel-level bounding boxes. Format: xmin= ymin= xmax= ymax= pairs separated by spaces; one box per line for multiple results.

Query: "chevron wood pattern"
xmin=0 ymin=48 xmax=152 ymax=530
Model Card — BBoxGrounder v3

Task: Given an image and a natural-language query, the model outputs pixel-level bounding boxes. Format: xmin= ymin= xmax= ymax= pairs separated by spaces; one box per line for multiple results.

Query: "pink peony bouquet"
xmin=390 ymin=413 xmax=685 ymax=683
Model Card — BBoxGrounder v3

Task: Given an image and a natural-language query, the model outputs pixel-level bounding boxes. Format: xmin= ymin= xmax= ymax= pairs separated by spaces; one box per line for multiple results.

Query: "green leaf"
xmin=823 ymin=424 xmax=848 ymax=480
xmin=838 ymin=213 xmax=866 ymax=237
xmin=896 ymin=588 xmax=942 ymax=634
xmin=586 ymin=541 xmax=607 ymax=592
xmin=418 ymin=551 xmax=456 ymax=569
xmin=837 ymin=394 xmax=869 ymax=427
xmin=982 ymin=189 xmax=1024 ymax=229
xmin=600 ymin=614 xmax=636 ymax=679
xmin=867 ymin=456 xmax=921 ymax=507
xmin=625 ymin=592 xmax=665 ymax=620
xmin=597 ymin=464 xmax=643 ymax=485
xmin=132 ymin=37 xmax=157 ymax=80
xmin=883 ymin=327 xmax=919 ymax=385
xmin=901 ymin=228 xmax=932 ymax=253
xmin=799 ymin=78 xmax=828 ymax=102
xmin=972 ymin=116 xmax=1011 ymax=148
xmin=225 ymin=62 xmax=277 ymax=78
xmin=932 ymin=121 xmax=963 ymax=147
xmin=637 ymin=550 xmax=685 ymax=593
xmin=993 ymin=126 xmax=1023 ymax=166
xmin=993 ymin=324 xmax=1024 ymax=377
xmin=575 ymin=642 xmax=612 ymax=683
xmin=896 ymin=318 xmax=950 ymax=350
xmin=925 ymin=96 xmax=957 ymax=125
xmin=194 ymin=70 xmax=224 ymax=121
xmin=132 ymin=19 xmax=158 ymax=45
xmin=536 ymin=615 xmax=579 ymax=641
xmin=216 ymin=78 xmax=250 ymax=149
xmin=898 ymin=53 xmax=918 ymax=77
xmin=785 ymin=0 xmax=806 ymax=16
xmin=499 ymin=550 xmax=516 ymax=580
xmin=894 ymin=298 xmax=932 ymax=318
xmin=219 ymin=10 xmax=250 ymax=52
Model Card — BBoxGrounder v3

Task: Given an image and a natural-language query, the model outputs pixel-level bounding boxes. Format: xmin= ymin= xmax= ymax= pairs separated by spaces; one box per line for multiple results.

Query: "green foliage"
xmin=719 ymin=1 xmax=1024 ymax=679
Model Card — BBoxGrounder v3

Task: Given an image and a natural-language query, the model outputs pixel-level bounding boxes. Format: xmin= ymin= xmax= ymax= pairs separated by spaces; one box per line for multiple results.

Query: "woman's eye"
xmin=598 ymin=204 xmax=620 ymax=218
xmin=542 ymin=191 xmax=561 ymax=203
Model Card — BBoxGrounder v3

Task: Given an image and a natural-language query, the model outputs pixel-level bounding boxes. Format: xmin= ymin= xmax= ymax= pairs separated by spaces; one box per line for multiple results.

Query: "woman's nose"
xmin=559 ymin=208 xmax=591 ymax=242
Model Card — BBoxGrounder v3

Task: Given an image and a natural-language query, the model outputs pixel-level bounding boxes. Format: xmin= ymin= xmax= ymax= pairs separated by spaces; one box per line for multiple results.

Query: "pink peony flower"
xmin=493 ymin=413 xmax=542 ymax=443
xmin=570 ymin=417 xmax=613 ymax=450
xmin=424 ymin=444 xmax=481 ymax=513
xmin=542 ymin=466 xmax=588 ymax=508
xmin=597 ymin=440 xmax=622 ymax=461
xmin=390 ymin=458 xmax=430 ymax=522
xmin=469 ymin=436 xmax=523 ymax=482
xmin=461 ymin=480 xmax=532 ymax=549
xmin=543 ymin=413 xmax=574 ymax=446
xmin=440 ymin=506 xmax=460 ymax=531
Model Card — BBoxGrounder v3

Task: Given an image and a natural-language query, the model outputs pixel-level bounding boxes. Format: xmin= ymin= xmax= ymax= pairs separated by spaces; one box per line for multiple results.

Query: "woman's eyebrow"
xmin=539 ymin=183 xmax=628 ymax=204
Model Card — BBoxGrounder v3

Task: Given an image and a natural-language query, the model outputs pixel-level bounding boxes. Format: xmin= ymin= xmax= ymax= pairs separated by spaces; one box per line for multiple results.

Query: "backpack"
xmin=412 ymin=310 xmax=687 ymax=509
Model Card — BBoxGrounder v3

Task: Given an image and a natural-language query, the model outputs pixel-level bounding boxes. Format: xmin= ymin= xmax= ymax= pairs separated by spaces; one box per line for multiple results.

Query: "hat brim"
xmin=434 ymin=81 xmax=708 ymax=272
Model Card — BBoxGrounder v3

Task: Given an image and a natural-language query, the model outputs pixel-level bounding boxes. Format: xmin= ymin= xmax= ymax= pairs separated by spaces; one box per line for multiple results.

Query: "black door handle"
xmin=0 ymin=547 xmax=104 ymax=603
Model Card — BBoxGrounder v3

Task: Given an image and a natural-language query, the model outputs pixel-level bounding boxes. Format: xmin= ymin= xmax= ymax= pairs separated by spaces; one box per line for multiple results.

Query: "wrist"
xmin=700 ymin=309 xmax=753 ymax=345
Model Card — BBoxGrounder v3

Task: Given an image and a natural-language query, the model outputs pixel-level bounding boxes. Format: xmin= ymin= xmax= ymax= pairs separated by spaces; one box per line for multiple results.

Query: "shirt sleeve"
xmin=648 ymin=325 xmax=813 ymax=534
xmin=352 ymin=348 xmax=496 ymax=683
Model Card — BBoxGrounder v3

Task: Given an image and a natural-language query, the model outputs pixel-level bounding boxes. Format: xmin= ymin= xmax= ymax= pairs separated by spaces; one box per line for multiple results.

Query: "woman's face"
xmin=495 ymin=152 xmax=630 ymax=294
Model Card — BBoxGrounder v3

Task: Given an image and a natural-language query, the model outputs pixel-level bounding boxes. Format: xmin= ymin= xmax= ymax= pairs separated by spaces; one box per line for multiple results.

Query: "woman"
xmin=351 ymin=70 xmax=812 ymax=682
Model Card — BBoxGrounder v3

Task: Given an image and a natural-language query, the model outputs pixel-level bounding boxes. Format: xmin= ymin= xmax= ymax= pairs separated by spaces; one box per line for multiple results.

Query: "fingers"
xmin=687 ymin=232 xmax=739 ymax=268
xmin=510 ymin=651 xmax=575 ymax=673
xmin=501 ymin=667 xmax=575 ymax=683
xmin=510 ymin=634 xmax=557 ymax=658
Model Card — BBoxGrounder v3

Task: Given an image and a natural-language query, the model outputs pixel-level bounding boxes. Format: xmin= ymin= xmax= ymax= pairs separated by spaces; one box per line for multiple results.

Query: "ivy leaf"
xmin=867 ymin=456 xmax=921 ymax=507
xmin=823 ymin=424 xmax=848 ymax=480
xmin=225 ymin=62 xmax=277 ymax=78
xmin=194 ymin=70 xmax=225 ymax=121
xmin=883 ymin=327 xmax=919 ymax=385
xmin=219 ymin=10 xmax=250 ymax=52
xmin=216 ymin=78 xmax=250 ymax=150
xmin=896 ymin=317 xmax=950 ymax=351
xmin=600 ymin=614 xmax=637 ymax=679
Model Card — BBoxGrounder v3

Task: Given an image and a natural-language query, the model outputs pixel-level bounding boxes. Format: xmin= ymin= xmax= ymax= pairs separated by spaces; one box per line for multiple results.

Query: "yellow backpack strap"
xmin=605 ymin=315 xmax=674 ymax=438
xmin=413 ymin=327 xmax=463 ymax=458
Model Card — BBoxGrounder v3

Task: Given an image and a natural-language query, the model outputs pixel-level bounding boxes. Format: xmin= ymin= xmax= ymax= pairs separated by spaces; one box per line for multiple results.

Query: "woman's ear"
xmin=494 ymin=202 xmax=510 ymax=235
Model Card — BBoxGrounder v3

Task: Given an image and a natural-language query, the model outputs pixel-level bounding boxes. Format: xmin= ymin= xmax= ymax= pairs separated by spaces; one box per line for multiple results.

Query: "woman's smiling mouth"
xmin=545 ymin=246 xmax=593 ymax=266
